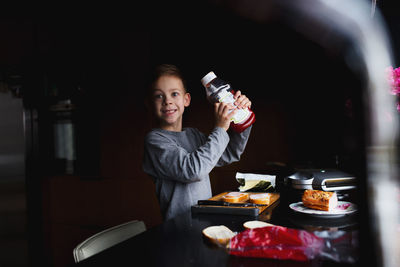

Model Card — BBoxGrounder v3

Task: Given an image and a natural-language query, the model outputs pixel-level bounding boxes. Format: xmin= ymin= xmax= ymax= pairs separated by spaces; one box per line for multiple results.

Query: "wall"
xmin=1 ymin=2 xmax=366 ymax=266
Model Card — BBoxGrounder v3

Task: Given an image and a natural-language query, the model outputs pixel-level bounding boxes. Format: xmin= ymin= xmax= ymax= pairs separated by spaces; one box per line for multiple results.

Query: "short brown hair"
xmin=147 ymin=64 xmax=187 ymax=93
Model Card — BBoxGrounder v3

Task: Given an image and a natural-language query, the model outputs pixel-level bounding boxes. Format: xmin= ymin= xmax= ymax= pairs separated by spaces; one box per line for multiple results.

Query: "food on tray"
xmin=243 ymin=220 xmax=274 ymax=229
xmin=222 ymin=192 xmax=249 ymax=203
xmin=302 ymin=189 xmax=338 ymax=211
xmin=249 ymin=193 xmax=271 ymax=205
xmin=235 ymin=172 xmax=275 ymax=192
xmin=202 ymin=225 xmax=235 ymax=246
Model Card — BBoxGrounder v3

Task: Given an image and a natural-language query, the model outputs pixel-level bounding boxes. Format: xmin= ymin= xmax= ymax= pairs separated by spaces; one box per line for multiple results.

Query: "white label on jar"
xmin=217 ymin=91 xmax=250 ymax=124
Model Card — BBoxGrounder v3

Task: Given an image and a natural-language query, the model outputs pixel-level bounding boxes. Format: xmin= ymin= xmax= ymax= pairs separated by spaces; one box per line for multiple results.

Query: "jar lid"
xmin=200 ymin=71 xmax=217 ymax=87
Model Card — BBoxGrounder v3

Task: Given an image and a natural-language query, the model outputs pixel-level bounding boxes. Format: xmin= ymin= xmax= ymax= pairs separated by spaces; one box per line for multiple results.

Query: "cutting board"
xmin=191 ymin=192 xmax=280 ymax=216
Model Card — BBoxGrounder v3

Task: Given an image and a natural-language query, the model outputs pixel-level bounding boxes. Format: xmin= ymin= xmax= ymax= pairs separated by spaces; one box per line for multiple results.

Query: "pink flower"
xmin=386 ymin=66 xmax=400 ymax=114
xmin=386 ymin=66 xmax=400 ymax=95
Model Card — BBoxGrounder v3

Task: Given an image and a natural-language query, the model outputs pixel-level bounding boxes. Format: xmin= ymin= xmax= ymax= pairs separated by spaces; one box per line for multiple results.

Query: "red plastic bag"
xmin=229 ymin=226 xmax=324 ymax=261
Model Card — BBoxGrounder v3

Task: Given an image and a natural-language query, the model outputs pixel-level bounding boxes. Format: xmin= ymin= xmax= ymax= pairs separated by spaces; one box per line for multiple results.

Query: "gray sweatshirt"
xmin=142 ymin=126 xmax=252 ymax=220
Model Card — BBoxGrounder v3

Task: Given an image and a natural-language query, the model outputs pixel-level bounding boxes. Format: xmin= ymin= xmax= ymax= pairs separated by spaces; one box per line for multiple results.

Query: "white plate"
xmin=289 ymin=201 xmax=357 ymax=218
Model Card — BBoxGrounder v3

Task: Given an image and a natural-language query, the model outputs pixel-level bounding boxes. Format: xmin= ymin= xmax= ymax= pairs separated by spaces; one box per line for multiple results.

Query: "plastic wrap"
xmin=229 ymin=226 xmax=358 ymax=263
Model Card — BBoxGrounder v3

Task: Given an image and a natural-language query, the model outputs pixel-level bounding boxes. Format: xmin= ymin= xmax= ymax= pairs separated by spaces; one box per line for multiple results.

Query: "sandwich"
xmin=302 ymin=189 xmax=338 ymax=211
xmin=249 ymin=193 xmax=271 ymax=205
xmin=222 ymin=192 xmax=249 ymax=203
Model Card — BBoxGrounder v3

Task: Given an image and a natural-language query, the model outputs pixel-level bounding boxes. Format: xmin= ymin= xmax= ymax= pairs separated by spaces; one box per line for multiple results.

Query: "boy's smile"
xmin=152 ymin=75 xmax=191 ymax=131
xmin=161 ymin=108 xmax=177 ymax=116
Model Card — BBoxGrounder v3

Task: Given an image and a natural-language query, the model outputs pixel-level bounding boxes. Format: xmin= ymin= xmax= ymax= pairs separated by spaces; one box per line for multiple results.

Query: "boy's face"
xmin=151 ymin=75 xmax=191 ymax=131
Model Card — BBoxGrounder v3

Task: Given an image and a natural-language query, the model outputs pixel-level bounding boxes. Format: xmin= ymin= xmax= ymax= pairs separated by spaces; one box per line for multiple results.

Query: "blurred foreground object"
xmin=210 ymin=0 xmax=400 ymax=266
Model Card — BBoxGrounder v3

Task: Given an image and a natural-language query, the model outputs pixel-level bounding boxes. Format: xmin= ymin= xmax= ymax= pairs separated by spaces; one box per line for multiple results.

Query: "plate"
xmin=289 ymin=201 xmax=357 ymax=218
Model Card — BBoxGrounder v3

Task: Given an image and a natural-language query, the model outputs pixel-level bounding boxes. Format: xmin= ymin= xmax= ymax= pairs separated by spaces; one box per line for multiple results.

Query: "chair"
xmin=73 ymin=220 xmax=146 ymax=263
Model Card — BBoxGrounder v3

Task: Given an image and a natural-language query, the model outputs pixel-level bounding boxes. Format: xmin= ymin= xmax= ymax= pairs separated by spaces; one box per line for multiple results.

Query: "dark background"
xmin=0 ymin=1 xmax=398 ymax=266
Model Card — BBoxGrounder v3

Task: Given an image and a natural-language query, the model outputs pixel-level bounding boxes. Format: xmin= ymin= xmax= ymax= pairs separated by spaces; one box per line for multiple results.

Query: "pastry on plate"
xmin=302 ymin=189 xmax=338 ymax=211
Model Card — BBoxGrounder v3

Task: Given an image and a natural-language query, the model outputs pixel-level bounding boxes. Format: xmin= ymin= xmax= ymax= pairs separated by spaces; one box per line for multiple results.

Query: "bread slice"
xmin=249 ymin=193 xmax=271 ymax=205
xmin=222 ymin=192 xmax=249 ymax=203
xmin=202 ymin=225 xmax=235 ymax=246
xmin=243 ymin=220 xmax=274 ymax=229
xmin=302 ymin=189 xmax=338 ymax=211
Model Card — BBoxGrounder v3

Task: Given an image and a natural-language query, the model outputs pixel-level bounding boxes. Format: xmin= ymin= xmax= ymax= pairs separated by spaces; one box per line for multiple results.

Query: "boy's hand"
xmin=233 ymin=90 xmax=252 ymax=109
xmin=214 ymin=102 xmax=237 ymax=131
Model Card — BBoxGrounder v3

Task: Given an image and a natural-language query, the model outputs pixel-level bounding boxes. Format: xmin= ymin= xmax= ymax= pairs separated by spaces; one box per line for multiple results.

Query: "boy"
xmin=142 ymin=64 xmax=253 ymax=220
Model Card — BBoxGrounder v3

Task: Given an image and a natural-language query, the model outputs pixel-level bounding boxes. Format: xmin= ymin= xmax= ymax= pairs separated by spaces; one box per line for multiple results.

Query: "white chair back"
xmin=73 ymin=220 xmax=146 ymax=263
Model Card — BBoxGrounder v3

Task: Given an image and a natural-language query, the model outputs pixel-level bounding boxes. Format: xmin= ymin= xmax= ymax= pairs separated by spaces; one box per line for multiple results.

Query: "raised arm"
xmin=217 ymin=90 xmax=253 ymax=166
xmin=143 ymin=127 xmax=229 ymax=183
xmin=216 ymin=125 xmax=252 ymax=166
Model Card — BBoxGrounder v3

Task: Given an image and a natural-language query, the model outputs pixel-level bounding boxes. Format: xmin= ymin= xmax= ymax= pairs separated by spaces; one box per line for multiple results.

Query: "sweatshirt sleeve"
xmin=143 ymin=127 xmax=229 ymax=183
xmin=216 ymin=125 xmax=252 ymax=167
